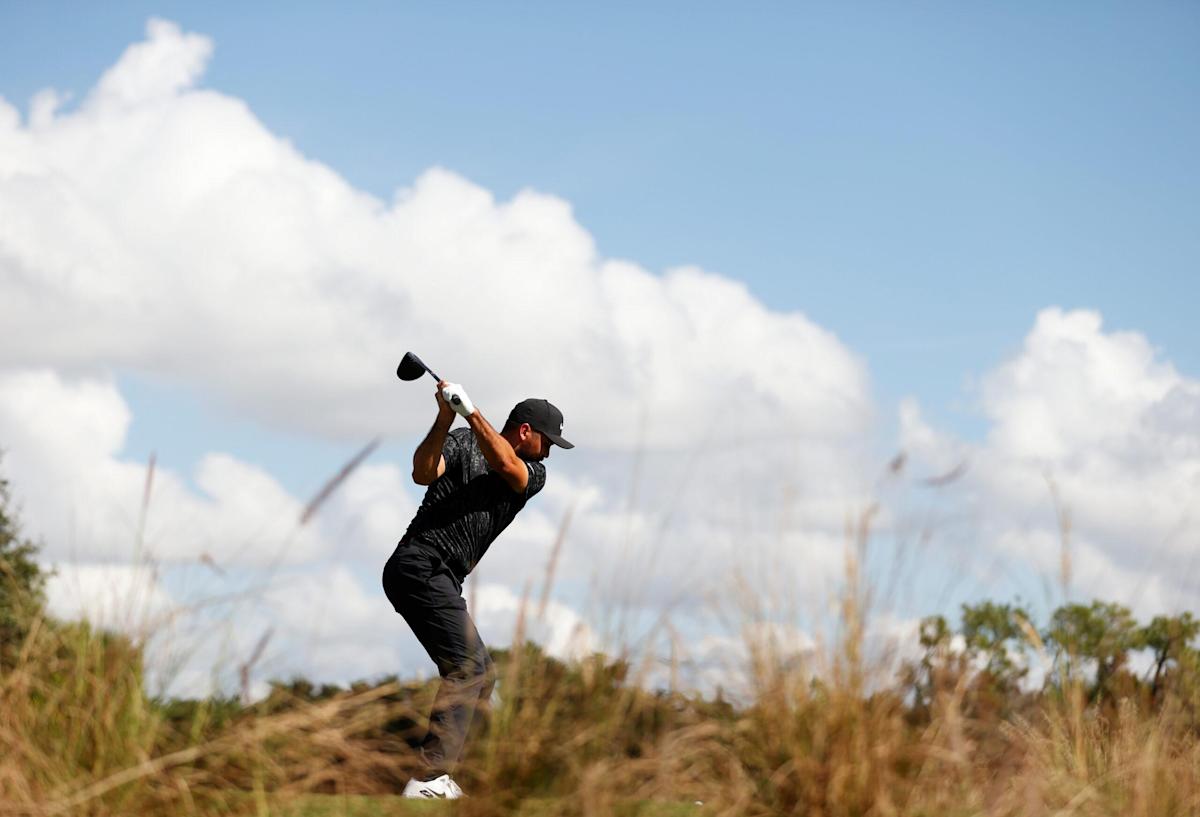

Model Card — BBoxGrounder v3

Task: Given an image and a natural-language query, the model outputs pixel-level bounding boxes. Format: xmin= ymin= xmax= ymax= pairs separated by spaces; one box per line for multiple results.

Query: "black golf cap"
xmin=507 ymin=398 xmax=574 ymax=449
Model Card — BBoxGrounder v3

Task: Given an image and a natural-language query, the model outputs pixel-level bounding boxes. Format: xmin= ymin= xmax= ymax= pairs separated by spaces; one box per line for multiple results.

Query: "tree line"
xmin=905 ymin=599 xmax=1199 ymax=722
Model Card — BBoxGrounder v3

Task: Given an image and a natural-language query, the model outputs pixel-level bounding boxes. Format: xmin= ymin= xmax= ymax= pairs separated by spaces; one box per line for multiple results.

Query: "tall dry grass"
xmin=3 ymin=495 xmax=1200 ymax=815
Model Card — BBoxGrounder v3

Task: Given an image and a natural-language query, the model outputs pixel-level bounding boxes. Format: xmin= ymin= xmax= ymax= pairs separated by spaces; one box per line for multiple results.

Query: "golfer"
xmin=383 ymin=379 xmax=573 ymax=799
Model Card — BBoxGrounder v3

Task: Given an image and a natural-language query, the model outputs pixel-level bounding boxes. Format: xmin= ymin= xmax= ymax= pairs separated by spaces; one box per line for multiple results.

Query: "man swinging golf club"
xmin=384 ymin=371 xmax=573 ymax=799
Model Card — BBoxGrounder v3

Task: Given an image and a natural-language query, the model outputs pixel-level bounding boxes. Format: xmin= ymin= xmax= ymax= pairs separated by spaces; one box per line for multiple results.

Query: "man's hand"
xmin=434 ymin=380 xmax=455 ymax=424
xmin=441 ymin=382 xmax=476 ymax=418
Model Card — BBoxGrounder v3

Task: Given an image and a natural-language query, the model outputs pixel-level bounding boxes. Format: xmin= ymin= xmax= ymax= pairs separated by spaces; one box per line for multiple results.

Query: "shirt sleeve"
xmin=441 ymin=428 xmax=466 ymax=469
xmin=524 ymin=460 xmax=547 ymax=498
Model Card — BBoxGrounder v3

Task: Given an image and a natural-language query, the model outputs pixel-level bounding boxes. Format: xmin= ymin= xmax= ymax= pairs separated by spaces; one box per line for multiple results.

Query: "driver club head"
xmin=396 ymin=351 xmax=440 ymax=383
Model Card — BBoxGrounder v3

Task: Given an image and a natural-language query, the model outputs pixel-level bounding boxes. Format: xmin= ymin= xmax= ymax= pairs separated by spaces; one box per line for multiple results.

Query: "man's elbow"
xmin=412 ymin=469 xmax=434 ymax=486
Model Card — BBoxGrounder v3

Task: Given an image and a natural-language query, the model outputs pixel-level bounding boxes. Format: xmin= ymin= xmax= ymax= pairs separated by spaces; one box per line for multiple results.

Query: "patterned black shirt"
xmin=403 ymin=427 xmax=547 ymax=581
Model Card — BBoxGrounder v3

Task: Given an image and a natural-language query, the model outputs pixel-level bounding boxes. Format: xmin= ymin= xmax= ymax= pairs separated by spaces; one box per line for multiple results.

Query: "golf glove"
xmin=441 ymin=383 xmax=476 ymax=418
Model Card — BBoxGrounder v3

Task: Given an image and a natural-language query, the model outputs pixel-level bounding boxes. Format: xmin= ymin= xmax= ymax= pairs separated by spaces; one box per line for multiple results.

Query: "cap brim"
xmin=542 ymin=430 xmax=574 ymax=450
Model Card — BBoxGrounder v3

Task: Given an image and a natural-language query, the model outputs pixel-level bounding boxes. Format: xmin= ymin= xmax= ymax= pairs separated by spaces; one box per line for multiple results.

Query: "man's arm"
xmin=465 ymin=410 xmax=529 ymax=493
xmin=412 ymin=381 xmax=455 ymax=485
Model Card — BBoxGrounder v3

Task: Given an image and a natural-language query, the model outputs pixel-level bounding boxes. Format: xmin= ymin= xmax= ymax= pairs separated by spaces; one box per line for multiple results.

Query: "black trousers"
xmin=382 ymin=540 xmax=495 ymax=777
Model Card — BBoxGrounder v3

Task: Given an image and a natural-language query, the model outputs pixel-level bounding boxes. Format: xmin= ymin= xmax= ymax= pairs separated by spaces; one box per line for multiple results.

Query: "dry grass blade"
xmin=133 ymin=452 xmax=155 ymax=563
xmin=238 ymin=628 xmax=274 ymax=706
xmin=299 ymin=437 xmax=380 ymax=525
xmin=537 ymin=503 xmax=574 ymax=620
xmin=922 ymin=460 xmax=968 ymax=487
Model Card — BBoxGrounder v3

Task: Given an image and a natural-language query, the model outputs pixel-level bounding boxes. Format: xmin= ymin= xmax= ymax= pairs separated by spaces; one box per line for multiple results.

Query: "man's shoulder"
xmin=449 ymin=426 xmax=474 ymax=443
xmin=447 ymin=426 xmax=483 ymax=468
xmin=447 ymin=426 xmax=477 ymax=450
xmin=438 ymin=427 xmax=476 ymax=472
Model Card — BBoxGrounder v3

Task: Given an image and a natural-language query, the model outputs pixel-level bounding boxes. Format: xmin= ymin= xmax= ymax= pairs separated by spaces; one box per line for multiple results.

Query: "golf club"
xmin=397 ymin=352 xmax=466 ymax=409
xmin=396 ymin=351 xmax=442 ymax=383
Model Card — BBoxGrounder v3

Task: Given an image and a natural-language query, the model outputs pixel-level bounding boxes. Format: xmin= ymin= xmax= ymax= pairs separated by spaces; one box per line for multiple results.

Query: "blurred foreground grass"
xmin=3 ymin=453 xmax=1200 ymax=816
xmin=4 ymin=558 xmax=1200 ymax=816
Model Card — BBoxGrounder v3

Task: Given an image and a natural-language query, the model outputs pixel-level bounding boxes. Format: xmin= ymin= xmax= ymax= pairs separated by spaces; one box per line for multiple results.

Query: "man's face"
xmin=515 ymin=424 xmax=551 ymax=462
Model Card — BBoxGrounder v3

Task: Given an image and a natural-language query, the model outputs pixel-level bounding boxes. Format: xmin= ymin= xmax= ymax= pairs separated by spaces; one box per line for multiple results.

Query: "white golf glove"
xmin=440 ymin=382 xmax=476 ymax=418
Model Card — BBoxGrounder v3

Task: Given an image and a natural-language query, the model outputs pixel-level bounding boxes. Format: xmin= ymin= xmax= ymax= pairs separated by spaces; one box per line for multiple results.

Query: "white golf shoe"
xmin=402 ymin=773 xmax=464 ymax=799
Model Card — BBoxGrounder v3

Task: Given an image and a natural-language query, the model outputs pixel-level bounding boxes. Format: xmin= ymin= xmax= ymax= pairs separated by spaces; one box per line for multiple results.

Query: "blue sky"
xmin=1 ymin=3 xmax=1198 ymax=693
xmin=5 ymin=1 xmax=1197 ymax=452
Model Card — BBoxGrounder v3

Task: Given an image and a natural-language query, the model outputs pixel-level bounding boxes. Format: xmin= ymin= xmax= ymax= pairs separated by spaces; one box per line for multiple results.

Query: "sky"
xmin=0 ymin=3 xmax=1197 ymax=698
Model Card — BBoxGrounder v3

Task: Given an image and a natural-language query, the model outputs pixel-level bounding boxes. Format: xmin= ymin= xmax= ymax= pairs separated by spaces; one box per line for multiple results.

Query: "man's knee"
xmin=478 ymin=654 xmax=496 ymax=700
xmin=439 ymin=649 xmax=493 ymax=694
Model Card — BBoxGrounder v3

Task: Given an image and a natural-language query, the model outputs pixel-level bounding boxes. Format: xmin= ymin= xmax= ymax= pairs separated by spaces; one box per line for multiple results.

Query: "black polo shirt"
xmin=402 ymin=427 xmax=547 ymax=582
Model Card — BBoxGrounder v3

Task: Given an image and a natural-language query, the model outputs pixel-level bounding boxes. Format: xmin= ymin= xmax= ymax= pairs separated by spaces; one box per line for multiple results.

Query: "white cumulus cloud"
xmin=901 ymin=308 xmax=1200 ymax=619
xmin=0 ymin=18 xmax=871 ymax=450
xmin=0 ymin=368 xmax=328 ymax=566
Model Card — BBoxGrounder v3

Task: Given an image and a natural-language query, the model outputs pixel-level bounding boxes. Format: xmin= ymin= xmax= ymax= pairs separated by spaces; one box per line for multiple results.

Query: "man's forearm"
xmin=413 ymin=415 xmax=453 ymax=483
